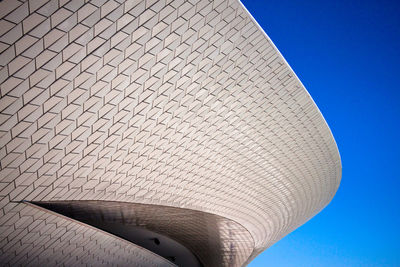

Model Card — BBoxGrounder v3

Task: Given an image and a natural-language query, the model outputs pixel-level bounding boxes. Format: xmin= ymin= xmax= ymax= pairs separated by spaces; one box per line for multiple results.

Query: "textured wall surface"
xmin=0 ymin=0 xmax=341 ymax=266
xmin=0 ymin=202 xmax=174 ymax=266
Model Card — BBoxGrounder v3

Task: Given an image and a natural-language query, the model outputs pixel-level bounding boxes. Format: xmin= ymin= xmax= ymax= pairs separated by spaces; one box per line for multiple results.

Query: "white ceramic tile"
xmin=0 ymin=0 xmax=341 ymax=266
xmin=23 ymin=13 xmax=46 ymax=34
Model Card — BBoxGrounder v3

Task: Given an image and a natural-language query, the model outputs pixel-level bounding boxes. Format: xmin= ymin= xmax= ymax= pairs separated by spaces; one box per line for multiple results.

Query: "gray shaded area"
xmin=94 ymin=224 xmax=201 ymax=266
xmin=34 ymin=200 xmax=254 ymax=266
xmin=0 ymin=202 xmax=175 ymax=267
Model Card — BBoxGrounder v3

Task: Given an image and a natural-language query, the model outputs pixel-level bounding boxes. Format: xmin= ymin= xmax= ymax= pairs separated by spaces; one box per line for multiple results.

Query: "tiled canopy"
xmin=0 ymin=0 xmax=341 ymax=266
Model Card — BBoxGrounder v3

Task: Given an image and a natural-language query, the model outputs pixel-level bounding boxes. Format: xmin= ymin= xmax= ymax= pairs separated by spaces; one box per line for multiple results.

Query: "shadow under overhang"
xmin=30 ymin=200 xmax=254 ymax=267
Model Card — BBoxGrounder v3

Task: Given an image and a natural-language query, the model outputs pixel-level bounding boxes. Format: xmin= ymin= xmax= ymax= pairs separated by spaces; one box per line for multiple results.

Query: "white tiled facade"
xmin=0 ymin=0 xmax=341 ymax=266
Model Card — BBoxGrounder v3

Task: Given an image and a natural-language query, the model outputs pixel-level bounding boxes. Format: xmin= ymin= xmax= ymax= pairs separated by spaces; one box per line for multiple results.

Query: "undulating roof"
xmin=0 ymin=0 xmax=341 ymax=266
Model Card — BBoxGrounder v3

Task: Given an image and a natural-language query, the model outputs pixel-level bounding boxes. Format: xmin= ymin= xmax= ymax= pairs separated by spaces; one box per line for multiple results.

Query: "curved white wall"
xmin=0 ymin=0 xmax=341 ymax=265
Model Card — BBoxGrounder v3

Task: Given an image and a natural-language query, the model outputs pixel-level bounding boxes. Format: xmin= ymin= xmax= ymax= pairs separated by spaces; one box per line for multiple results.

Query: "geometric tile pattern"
xmin=0 ymin=202 xmax=173 ymax=266
xmin=0 ymin=0 xmax=342 ymax=265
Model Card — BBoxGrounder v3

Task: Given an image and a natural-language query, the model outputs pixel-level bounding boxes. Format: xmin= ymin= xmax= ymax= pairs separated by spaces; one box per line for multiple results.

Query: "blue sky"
xmin=241 ymin=0 xmax=400 ymax=266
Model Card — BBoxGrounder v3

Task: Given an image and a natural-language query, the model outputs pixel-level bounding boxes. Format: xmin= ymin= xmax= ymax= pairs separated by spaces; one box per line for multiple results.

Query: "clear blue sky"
xmin=241 ymin=0 xmax=400 ymax=266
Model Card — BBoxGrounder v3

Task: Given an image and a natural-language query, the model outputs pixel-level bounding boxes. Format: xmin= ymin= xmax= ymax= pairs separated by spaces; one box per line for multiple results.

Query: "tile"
xmin=29 ymin=19 xmax=51 ymax=39
xmin=29 ymin=69 xmax=51 ymax=87
xmin=94 ymin=18 xmax=112 ymax=36
xmin=98 ymin=22 xmax=116 ymax=40
xmin=68 ymin=45 xmax=86 ymax=63
xmin=22 ymin=86 xmax=46 ymax=105
xmin=28 ymin=0 xmax=49 ymax=13
xmin=62 ymin=43 xmax=82 ymax=61
xmin=81 ymin=8 xmax=100 ymax=27
xmin=0 ymin=23 xmax=22 ymax=45
xmin=100 ymin=0 xmax=119 ymax=18
xmin=22 ymin=39 xmax=44 ymax=59
xmin=63 ymin=0 xmax=85 ymax=12
xmin=68 ymin=23 xmax=88 ymax=42
xmin=106 ymin=4 xmax=123 ymax=22
xmin=0 ymin=0 xmax=22 ymax=20
xmin=87 ymin=36 xmax=106 ymax=54
xmin=14 ymin=60 xmax=36 ymax=79
xmin=35 ymin=49 xmax=57 ymax=68
xmin=47 ymin=32 xmax=68 ymax=53
xmin=57 ymin=12 xmax=77 ymax=32
xmin=15 ymin=35 xmax=38 ymax=55
xmin=43 ymin=28 xmax=65 ymax=49
xmin=41 ymin=51 xmax=62 ymax=71
xmin=36 ymin=0 xmax=58 ymax=17
xmin=0 ymin=20 xmax=15 ymax=37
xmin=0 ymin=43 xmax=8 ymax=54
xmin=7 ymin=78 xmax=29 ymax=98
xmin=8 ymin=55 xmax=31 ymax=75
xmin=50 ymin=8 xmax=72 ymax=27
xmin=77 ymin=3 xmax=98 ymax=22
xmin=139 ymin=9 xmax=156 ymax=26
xmin=0 ymin=94 xmax=18 ymax=113
xmin=116 ymin=13 xmax=134 ymax=31
xmin=0 ymin=46 xmax=16 ymax=67
xmin=23 ymin=13 xmax=46 ymax=34
xmin=5 ymin=2 xmax=29 ymax=24
xmin=74 ymin=26 xmax=94 ymax=46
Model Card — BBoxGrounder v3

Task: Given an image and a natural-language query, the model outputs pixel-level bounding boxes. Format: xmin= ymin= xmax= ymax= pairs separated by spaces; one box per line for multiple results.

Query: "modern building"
xmin=0 ymin=0 xmax=341 ymax=266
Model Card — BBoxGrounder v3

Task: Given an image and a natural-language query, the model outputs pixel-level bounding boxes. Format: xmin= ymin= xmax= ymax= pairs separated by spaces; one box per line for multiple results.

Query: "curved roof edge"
xmin=237 ymin=0 xmax=342 ymax=188
xmin=236 ymin=0 xmax=342 ymax=263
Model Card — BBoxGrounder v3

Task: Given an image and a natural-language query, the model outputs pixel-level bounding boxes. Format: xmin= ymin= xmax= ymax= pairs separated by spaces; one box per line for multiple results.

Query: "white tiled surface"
xmin=0 ymin=0 xmax=341 ymax=266
xmin=0 ymin=202 xmax=174 ymax=266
